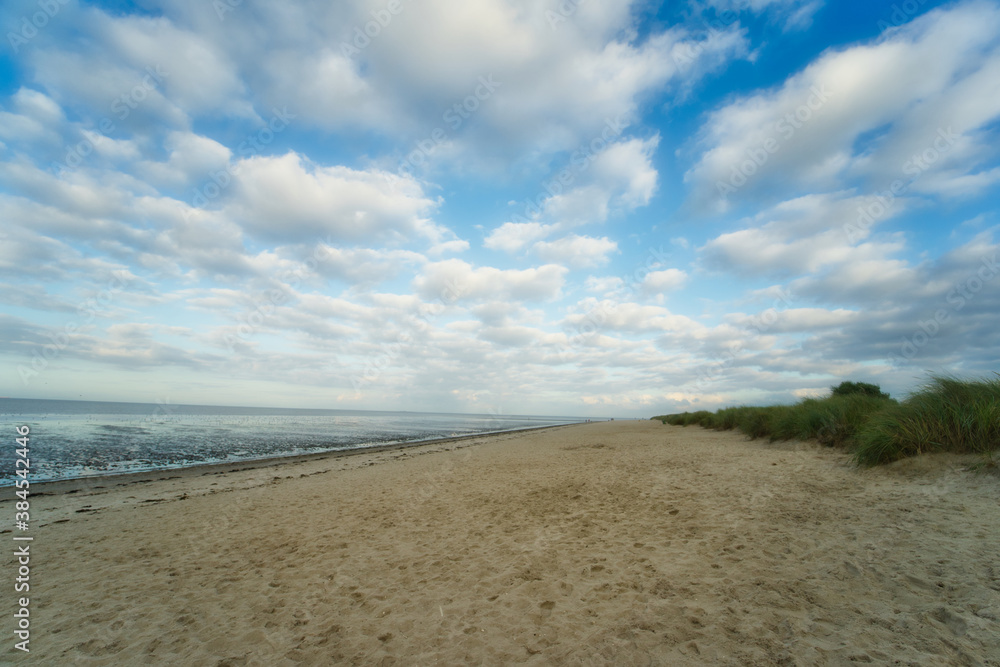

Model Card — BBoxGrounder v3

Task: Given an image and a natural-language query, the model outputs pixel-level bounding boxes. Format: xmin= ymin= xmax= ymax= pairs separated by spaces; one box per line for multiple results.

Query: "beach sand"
xmin=3 ymin=420 xmax=999 ymax=665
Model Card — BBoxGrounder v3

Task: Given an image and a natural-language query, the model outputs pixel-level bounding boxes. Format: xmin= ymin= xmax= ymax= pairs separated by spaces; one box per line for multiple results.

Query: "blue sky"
xmin=1 ymin=0 xmax=999 ymax=417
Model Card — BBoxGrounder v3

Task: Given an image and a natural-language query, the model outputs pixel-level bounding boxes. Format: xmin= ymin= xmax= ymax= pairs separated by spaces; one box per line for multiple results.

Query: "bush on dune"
xmin=711 ymin=407 xmax=749 ymax=431
xmin=831 ymin=381 xmax=892 ymax=399
xmin=808 ymin=394 xmax=895 ymax=447
xmin=683 ymin=410 xmax=714 ymax=426
xmin=719 ymin=394 xmax=894 ymax=446
xmin=653 ymin=375 xmax=1000 ymax=466
xmin=853 ymin=375 xmax=1000 ymax=465
xmin=652 ymin=411 xmax=715 ymax=426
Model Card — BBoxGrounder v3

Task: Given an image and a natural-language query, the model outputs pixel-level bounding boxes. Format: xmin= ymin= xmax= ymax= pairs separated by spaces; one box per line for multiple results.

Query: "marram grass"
xmin=652 ymin=375 xmax=1000 ymax=466
xmin=853 ymin=376 xmax=1000 ymax=465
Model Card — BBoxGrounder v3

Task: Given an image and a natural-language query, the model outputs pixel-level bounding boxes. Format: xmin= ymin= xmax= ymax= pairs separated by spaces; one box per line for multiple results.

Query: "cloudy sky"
xmin=2 ymin=0 xmax=999 ymax=417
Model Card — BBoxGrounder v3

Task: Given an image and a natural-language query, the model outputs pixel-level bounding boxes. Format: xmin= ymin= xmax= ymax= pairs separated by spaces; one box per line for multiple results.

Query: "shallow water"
xmin=0 ymin=398 xmax=583 ymax=484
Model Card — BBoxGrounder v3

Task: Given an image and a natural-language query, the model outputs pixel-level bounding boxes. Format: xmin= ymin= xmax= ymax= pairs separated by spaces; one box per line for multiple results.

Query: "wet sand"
xmin=3 ymin=420 xmax=998 ymax=665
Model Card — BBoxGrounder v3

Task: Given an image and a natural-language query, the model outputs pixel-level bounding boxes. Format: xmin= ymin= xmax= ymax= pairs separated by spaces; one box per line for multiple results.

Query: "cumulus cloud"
xmin=311 ymin=246 xmax=426 ymax=285
xmin=484 ymin=222 xmax=553 ymax=253
xmin=20 ymin=7 xmax=251 ymax=128
xmin=485 ymin=136 xmax=661 ymax=258
xmin=699 ymin=192 xmax=907 ymax=278
xmin=138 ymin=131 xmax=231 ymax=188
xmin=685 ymin=1 xmax=1000 ymax=212
xmin=0 ymin=88 xmax=65 ymax=147
xmin=641 ymin=269 xmax=689 ymax=294
xmin=226 ymin=153 xmax=445 ymax=245
xmin=564 ymin=301 xmax=703 ymax=335
xmin=413 ymin=259 xmax=566 ymax=303
xmin=538 ymin=136 xmax=661 ymax=228
xmin=533 ymin=235 xmax=618 ymax=268
xmin=343 ymin=2 xmax=746 ymax=167
xmin=6 ymin=0 xmax=743 ymax=173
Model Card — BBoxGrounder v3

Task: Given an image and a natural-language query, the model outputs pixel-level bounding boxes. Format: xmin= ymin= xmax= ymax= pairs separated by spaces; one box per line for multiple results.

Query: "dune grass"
xmin=853 ymin=376 xmax=1000 ymax=465
xmin=652 ymin=375 xmax=1000 ymax=466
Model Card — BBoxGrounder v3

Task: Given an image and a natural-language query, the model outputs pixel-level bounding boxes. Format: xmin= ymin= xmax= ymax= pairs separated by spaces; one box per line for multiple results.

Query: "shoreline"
xmin=12 ymin=421 xmax=587 ymax=498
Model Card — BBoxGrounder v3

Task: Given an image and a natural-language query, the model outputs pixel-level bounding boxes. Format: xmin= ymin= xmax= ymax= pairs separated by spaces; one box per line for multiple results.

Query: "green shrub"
xmin=711 ymin=407 xmax=746 ymax=431
xmin=652 ymin=374 xmax=1000 ymax=467
xmin=656 ymin=392 xmax=896 ymax=448
xmin=653 ymin=411 xmax=716 ymax=426
xmin=683 ymin=410 xmax=714 ymax=426
xmin=854 ymin=375 xmax=1000 ymax=465
xmin=734 ymin=407 xmax=773 ymax=439
xmin=831 ymin=381 xmax=891 ymax=399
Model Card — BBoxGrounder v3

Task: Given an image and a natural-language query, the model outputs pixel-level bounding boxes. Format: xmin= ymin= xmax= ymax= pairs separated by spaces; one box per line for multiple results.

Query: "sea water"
xmin=0 ymin=398 xmax=584 ymax=485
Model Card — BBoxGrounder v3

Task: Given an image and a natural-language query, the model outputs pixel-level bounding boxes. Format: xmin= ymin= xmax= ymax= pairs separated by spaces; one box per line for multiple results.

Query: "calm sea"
xmin=0 ymin=398 xmax=585 ymax=485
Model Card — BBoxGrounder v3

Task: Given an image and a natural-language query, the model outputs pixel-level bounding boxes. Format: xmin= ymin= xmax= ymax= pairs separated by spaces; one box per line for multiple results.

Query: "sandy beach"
xmin=4 ymin=420 xmax=999 ymax=665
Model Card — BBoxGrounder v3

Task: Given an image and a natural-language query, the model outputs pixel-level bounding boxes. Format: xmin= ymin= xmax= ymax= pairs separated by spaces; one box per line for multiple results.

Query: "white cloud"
xmin=686 ymin=1 xmax=1000 ymax=211
xmin=540 ymin=136 xmax=661 ymax=227
xmin=700 ymin=192 xmax=906 ymax=277
xmin=533 ymin=235 xmax=618 ymax=268
xmin=227 ymin=153 xmax=445 ymax=245
xmin=0 ymin=89 xmax=64 ymax=147
xmin=761 ymin=307 xmax=859 ymax=333
xmin=260 ymin=48 xmax=385 ymax=129
xmin=782 ymin=1 xmax=824 ymax=31
xmin=137 ymin=131 xmax=231 ymax=188
xmin=540 ymin=185 xmax=613 ymax=229
xmin=641 ymin=269 xmax=688 ymax=294
xmin=81 ymin=0 xmax=744 ymax=172
xmin=585 ymin=276 xmax=624 ymax=294
xmin=429 ymin=239 xmax=471 ymax=256
xmin=478 ymin=324 xmax=543 ymax=348
xmin=700 ymin=0 xmax=825 ymax=32
xmin=564 ymin=300 xmax=703 ymax=335
xmin=486 ymin=136 xmax=661 ymax=256
xmin=311 ymin=246 xmax=426 ymax=285
xmin=82 ymin=129 xmax=142 ymax=163
xmin=484 ymin=221 xmax=554 ymax=252
xmin=916 ymin=166 xmax=1000 ymax=198
xmin=352 ymin=5 xmax=744 ymax=167
xmin=413 ymin=259 xmax=566 ymax=303
xmin=99 ymin=13 xmax=252 ymax=118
